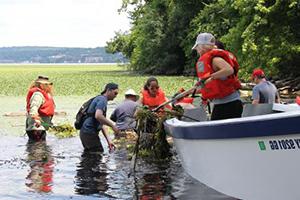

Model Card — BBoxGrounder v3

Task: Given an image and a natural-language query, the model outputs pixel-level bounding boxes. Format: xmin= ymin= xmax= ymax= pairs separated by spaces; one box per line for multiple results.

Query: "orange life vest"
xmin=26 ymin=87 xmax=55 ymax=116
xmin=177 ymin=97 xmax=194 ymax=104
xmin=196 ymin=49 xmax=241 ymax=100
xmin=142 ymin=88 xmax=171 ymax=110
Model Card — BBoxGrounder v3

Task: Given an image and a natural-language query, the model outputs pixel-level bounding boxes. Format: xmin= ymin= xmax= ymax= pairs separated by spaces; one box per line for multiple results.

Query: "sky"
xmin=0 ymin=0 xmax=131 ymax=48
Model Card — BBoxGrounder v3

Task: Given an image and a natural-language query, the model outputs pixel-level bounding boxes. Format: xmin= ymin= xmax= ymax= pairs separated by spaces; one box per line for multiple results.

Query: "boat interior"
xmin=181 ymin=103 xmax=299 ymax=122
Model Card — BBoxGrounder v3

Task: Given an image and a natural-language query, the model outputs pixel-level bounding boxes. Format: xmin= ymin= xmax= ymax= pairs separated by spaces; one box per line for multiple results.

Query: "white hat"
xmin=125 ymin=89 xmax=138 ymax=96
xmin=192 ymin=32 xmax=215 ymax=50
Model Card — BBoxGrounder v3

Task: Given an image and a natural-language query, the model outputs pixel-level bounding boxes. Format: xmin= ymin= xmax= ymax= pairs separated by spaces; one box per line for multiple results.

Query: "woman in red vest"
xmin=192 ymin=32 xmax=243 ymax=120
xmin=26 ymin=76 xmax=55 ymax=141
xmin=140 ymin=77 xmax=171 ymax=111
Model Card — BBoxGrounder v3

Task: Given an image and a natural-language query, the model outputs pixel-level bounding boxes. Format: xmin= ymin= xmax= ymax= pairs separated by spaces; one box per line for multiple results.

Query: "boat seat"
xmin=242 ymin=103 xmax=276 ymax=117
xmin=182 ymin=106 xmax=208 ymax=122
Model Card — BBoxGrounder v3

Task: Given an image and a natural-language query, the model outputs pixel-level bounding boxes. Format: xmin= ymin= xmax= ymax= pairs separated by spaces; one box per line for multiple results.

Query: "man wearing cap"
xmin=251 ymin=68 xmax=280 ymax=104
xmin=110 ymin=89 xmax=139 ymax=132
xmin=192 ymin=32 xmax=243 ymax=120
xmin=26 ymin=76 xmax=55 ymax=141
xmin=80 ymin=83 xmax=120 ymax=152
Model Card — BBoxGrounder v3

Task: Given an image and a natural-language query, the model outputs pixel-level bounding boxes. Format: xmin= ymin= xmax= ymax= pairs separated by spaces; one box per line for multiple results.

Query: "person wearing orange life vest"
xmin=26 ymin=76 xmax=55 ymax=142
xmin=140 ymin=77 xmax=172 ymax=111
xmin=172 ymin=88 xmax=195 ymax=109
xmin=192 ymin=33 xmax=243 ymax=120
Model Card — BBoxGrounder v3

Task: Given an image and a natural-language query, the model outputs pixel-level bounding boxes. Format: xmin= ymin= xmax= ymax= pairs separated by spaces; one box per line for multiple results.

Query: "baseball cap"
xmin=101 ymin=82 xmax=118 ymax=95
xmin=192 ymin=32 xmax=216 ymax=50
xmin=252 ymin=69 xmax=265 ymax=79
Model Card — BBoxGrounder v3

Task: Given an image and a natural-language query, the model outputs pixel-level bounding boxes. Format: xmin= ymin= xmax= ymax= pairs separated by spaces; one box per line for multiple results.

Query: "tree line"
xmin=106 ymin=0 xmax=300 ymax=81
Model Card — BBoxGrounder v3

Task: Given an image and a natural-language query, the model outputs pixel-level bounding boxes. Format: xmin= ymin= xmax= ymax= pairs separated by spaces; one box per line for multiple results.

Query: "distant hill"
xmin=0 ymin=46 xmax=127 ymax=63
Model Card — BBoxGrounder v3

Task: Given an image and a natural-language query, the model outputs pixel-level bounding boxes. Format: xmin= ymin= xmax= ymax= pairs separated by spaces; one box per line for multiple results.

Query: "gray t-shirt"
xmin=252 ymin=81 xmax=279 ymax=103
xmin=81 ymin=95 xmax=107 ymax=134
xmin=110 ymin=99 xmax=138 ymax=130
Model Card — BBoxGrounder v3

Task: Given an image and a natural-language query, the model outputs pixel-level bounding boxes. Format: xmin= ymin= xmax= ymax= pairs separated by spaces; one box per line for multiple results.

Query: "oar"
xmin=152 ymin=86 xmax=197 ymax=112
xmin=153 ymin=73 xmax=211 ymax=113
xmin=152 ymin=75 xmax=209 ymax=113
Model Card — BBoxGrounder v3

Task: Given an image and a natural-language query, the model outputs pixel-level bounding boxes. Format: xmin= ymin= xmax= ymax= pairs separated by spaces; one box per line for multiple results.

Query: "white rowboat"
xmin=164 ymin=103 xmax=300 ymax=200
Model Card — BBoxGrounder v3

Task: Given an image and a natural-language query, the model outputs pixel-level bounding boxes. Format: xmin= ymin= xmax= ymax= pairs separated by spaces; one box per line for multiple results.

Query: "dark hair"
xmin=143 ymin=77 xmax=158 ymax=91
xmin=101 ymin=82 xmax=119 ymax=95
xmin=215 ymin=40 xmax=225 ymax=50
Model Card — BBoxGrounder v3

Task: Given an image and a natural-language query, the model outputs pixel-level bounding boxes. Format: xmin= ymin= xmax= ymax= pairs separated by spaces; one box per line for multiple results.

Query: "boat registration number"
xmin=258 ymin=139 xmax=300 ymax=151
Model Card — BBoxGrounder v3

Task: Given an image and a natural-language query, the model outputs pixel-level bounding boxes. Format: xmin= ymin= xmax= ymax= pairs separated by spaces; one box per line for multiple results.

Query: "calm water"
xmin=0 ymin=97 xmax=235 ymax=200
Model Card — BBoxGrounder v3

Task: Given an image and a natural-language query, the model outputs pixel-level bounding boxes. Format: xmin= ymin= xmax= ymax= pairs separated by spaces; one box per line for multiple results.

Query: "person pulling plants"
xmin=26 ymin=76 xmax=55 ymax=142
xmin=79 ymin=83 xmax=120 ymax=152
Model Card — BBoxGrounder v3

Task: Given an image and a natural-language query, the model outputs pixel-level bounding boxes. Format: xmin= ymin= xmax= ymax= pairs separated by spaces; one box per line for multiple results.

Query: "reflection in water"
xmin=134 ymin=159 xmax=176 ymax=200
xmin=139 ymin=173 xmax=169 ymax=200
xmin=25 ymin=141 xmax=54 ymax=193
xmin=75 ymin=151 xmax=110 ymax=197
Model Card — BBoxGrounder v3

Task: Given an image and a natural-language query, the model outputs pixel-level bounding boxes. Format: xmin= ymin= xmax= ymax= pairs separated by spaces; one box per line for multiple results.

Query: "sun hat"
xmin=125 ymin=89 xmax=138 ymax=96
xmin=192 ymin=32 xmax=216 ymax=50
xmin=125 ymin=89 xmax=139 ymax=100
xmin=252 ymin=69 xmax=265 ymax=79
xmin=35 ymin=75 xmax=53 ymax=85
xmin=101 ymin=82 xmax=119 ymax=95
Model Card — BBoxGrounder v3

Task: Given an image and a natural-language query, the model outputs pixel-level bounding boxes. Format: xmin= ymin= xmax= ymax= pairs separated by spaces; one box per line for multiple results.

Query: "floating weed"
xmin=0 ymin=64 xmax=194 ymax=98
xmin=49 ymin=123 xmax=77 ymax=138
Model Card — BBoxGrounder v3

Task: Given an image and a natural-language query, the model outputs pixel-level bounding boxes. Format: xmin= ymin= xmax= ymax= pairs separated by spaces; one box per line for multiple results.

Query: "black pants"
xmin=211 ymin=100 xmax=243 ymax=120
xmin=26 ymin=130 xmax=46 ymax=142
xmin=80 ymin=131 xmax=104 ymax=152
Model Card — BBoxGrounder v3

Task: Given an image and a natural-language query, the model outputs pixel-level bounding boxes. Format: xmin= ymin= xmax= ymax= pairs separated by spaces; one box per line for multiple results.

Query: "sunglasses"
xmin=149 ymin=86 xmax=159 ymax=90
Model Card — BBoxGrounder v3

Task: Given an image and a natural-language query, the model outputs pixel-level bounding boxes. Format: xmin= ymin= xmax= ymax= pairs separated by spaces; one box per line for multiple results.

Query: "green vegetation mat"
xmin=0 ymin=64 xmax=194 ymax=97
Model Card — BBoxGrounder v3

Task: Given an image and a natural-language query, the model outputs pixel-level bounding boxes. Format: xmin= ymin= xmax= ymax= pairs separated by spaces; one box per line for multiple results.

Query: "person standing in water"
xmin=26 ymin=76 xmax=55 ymax=142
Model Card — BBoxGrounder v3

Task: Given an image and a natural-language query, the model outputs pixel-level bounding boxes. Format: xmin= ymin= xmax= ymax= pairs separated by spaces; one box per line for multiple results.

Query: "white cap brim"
xmin=192 ymin=43 xmax=198 ymax=50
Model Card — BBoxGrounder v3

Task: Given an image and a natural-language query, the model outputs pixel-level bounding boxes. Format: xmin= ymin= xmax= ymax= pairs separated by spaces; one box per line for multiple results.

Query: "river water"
xmin=0 ymin=96 xmax=236 ymax=200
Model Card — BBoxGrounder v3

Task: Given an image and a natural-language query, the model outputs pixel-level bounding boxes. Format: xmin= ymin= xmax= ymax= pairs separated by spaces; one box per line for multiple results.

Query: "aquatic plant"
xmin=133 ymin=105 xmax=184 ymax=160
xmin=49 ymin=123 xmax=77 ymax=138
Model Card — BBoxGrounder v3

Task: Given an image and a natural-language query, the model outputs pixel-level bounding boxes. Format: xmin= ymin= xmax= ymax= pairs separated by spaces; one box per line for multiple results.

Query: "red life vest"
xmin=142 ymin=88 xmax=171 ymax=110
xmin=196 ymin=49 xmax=241 ymax=100
xmin=177 ymin=97 xmax=194 ymax=104
xmin=26 ymin=87 xmax=55 ymax=116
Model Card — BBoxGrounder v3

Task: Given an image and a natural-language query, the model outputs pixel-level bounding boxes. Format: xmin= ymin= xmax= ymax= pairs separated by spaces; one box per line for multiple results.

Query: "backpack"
xmin=74 ymin=96 xmax=97 ymax=130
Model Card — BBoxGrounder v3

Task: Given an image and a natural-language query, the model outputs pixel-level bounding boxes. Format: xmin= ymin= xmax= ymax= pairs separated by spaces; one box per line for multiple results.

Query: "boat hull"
xmin=165 ymin=110 xmax=300 ymax=200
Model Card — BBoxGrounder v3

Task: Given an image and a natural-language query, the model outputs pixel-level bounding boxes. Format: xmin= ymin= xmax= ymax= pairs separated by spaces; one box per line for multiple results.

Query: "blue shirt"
xmin=81 ymin=95 xmax=107 ymax=134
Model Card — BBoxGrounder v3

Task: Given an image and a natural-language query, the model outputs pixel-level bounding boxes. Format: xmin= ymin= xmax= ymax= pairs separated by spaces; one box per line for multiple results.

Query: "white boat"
xmin=164 ymin=103 xmax=300 ymax=200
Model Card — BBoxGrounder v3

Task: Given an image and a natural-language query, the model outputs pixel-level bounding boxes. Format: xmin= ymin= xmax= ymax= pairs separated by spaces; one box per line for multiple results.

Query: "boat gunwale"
xmin=164 ymin=111 xmax=300 ymax=139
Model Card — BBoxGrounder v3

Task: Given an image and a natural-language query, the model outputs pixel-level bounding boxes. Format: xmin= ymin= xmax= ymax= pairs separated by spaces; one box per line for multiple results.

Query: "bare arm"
xmin=210 ymin=57 xmax=234 ymax=79
xmin=101 ymin=126 xmax=115 ymax=151
xmin=95 ymin=109 xmax=120 ymax=134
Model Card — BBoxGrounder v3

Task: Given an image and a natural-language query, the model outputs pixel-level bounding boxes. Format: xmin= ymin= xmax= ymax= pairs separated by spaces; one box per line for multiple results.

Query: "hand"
xmin=34 ymin=119 xmax=41 ymax=128
xmin=112 ymin=126 xmax=120 ymax=135
xmin=204 ymin=77 xmax=214 ymax=84
xmin=108 ymin=142 xmax=116 ymax=152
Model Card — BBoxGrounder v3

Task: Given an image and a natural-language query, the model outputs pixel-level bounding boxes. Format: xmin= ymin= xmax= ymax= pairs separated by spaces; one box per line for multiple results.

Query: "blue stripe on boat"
xmin=164 ymin=113 xmax=300 ymax=139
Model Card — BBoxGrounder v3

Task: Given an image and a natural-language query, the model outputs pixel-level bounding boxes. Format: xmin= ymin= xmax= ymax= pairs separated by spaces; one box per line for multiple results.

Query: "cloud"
xmin=0 ymin=0 xmax=130 ymax=47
